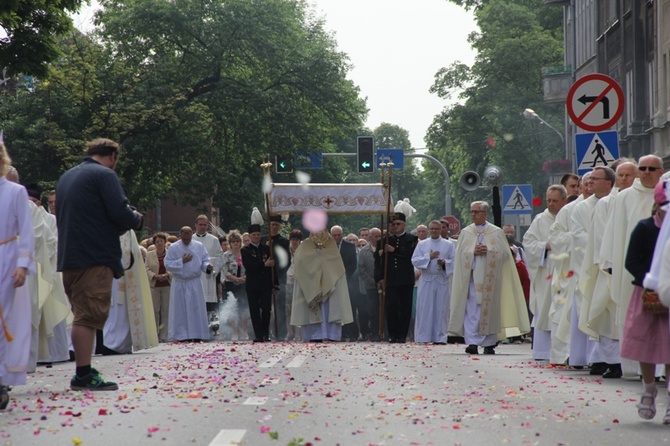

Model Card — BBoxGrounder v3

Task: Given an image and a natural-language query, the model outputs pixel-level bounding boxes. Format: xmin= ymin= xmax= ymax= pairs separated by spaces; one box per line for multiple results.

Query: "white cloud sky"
xmin=72 ymin=1 xmax=478 ymax=148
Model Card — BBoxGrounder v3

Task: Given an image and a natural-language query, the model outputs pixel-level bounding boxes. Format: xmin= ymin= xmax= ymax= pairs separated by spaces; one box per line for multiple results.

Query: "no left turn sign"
xmin=566 ymin=73 xmax=624 ymax=132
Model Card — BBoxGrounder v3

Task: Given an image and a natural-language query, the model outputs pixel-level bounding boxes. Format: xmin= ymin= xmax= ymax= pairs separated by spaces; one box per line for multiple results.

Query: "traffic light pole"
xmin=321 ymin=152 xmax=451 ymax=215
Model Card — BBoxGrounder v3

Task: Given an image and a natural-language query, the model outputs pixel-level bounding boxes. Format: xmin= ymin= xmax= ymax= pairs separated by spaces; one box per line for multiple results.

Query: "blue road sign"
xmin=502 ymin=184 xmax=533 ymax=215
xmin=377 ymin=149 xmax=404 ymax=169
xmin=295 ymin=151 xmax=323 ymax=169
xmin=575 ymin=130 xmax=619 ymax=175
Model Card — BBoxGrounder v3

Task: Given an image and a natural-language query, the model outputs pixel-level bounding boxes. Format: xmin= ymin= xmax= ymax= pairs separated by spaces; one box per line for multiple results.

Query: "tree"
xmin=416 ymin=0 xmax=564 ymax=222
xmin=0 ymin=0 xmax=367 ymax=233
xmin=0 ymin=0 xmax=84 ymax=77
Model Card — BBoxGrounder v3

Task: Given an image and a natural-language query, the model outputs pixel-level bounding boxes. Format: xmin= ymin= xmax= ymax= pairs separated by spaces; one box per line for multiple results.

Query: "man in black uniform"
xmin=261 ymin=215 xmax=291 ymax=340
xmin=374 ymin=212 xmax=418 ymax=343
xmin=242 ymin=224 xmax=276 ymax=342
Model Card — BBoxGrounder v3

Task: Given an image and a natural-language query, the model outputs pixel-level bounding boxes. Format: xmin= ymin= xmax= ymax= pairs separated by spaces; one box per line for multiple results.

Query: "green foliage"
xmin=417 ymin=0 xmax=564 ymax=222
xmin=0 ymin=0 xmax=84 ymax=77
xmin=0 ymin=0 xmax=367 ymax=233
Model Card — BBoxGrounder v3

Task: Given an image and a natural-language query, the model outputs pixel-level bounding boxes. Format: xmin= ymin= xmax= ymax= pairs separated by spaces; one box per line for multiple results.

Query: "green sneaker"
xmin=70 ymin=372 xmax=118 ymax=391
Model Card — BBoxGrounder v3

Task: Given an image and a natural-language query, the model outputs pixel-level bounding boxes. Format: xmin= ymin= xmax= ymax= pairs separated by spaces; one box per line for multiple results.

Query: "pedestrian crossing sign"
xmin=502 ymin=184 xmax=533 ymax=215
xmin=575 ymin=130 xmax=619 ymax=175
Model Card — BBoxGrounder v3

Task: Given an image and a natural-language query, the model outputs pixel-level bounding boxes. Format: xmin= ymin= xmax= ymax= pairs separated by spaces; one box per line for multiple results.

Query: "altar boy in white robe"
xmin=165 ymin=226 xmax=213 ymax=342
xmin=194 ymin=215 xmax=223 ymax=319
xmin=411 ymin=220 xmax=455 ymax=344
xmin=0 ymin=143 xmax=35 ymax=410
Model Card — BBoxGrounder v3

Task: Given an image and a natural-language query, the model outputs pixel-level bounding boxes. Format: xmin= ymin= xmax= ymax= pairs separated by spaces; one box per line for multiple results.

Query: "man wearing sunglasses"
xmin=600 ymin=155 xmax=664 ymax=378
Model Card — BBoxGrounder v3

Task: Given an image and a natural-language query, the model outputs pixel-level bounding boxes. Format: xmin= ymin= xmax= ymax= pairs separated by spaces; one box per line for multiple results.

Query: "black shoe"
xmin=0 ymin=385 xmax=9 ymax=410
xmin=309 ymin=339 xmax=323 ymax=343
xmin=101 ymin=345 xmax=123 ymax=356
xmin=447 ymin=336 xmax=465 ymax=344
xmin=465 ymin=344 xmax=478 ymax=354
xmin=589 ymin=362 xmax=608 ymax=375
xmin=602 ymin=364 xmax=622 ymax=379
xmin=432 ymin=342 xmax=447 ymax=345
xmin=263 ymin=336 xmax=271 ymax=342
xmin=253 ymin=338 xmax=264 ymax=343
xmin=483 ymin=346 xmax=496 ymax=355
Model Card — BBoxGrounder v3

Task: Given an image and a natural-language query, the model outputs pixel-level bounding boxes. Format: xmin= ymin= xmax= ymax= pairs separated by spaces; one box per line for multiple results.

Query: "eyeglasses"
xmin=391 ymin=222 xmax=404 ymax=226
xmin=639 ymin=166 xmax=661 ymax=172
xmin=470 ymin=210 xmax=486 ymax=214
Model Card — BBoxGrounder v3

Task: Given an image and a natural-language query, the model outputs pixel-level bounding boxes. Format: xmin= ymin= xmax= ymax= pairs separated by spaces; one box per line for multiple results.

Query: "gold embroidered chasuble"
xmin=449 ymin=222 xmax=530 ymax=337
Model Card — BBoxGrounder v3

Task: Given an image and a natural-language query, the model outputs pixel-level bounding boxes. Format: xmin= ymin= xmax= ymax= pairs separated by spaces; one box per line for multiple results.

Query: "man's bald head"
xmin=180 ymin=226 xmax=193 ymax=244
xmin=615 ymin=162 xmax=637 ymax=190
xmin=638 ymin=155 xmax=664 ymax=189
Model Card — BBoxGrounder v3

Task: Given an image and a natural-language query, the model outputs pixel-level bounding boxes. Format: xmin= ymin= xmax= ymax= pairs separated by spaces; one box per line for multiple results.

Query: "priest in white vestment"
xmin=37 ymin=209 xmax=71 ymax=364
xmin=0 ymin=146 xmax=35 ymax=410
xmin=194 ymin=215 xmax=223 ymax=316
xmin=290 ymin=231 xmax=353 ymax=342
xmin=547 ymin=173 xmax=591 ymax=365
xmin=22 ymin=191 xmax=71 ymax=369
xmin=568 ymin=167 xmax=613 ymax=374
xmin=411 ymin=220 xmax=455 ymax=343
xmin=449 ymin=201 xmax=530 ymax=355
xmin=568 ymin=169 xmax=612 ymax=368
xmin=523 ymin=185 xmax=567 ymax=361
xmin=600 ymin=155 xmax=664 ymax=377
xmin=165 ymin=226 xmax=213 ymax=342
xmin=103 ymin=230 xmax=158 ymax=353
xmin=583 ymin=162 xmax=636 ymax=376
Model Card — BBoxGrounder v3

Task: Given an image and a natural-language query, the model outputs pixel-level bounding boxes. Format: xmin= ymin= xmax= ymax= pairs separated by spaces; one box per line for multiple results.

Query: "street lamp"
xmin=523 ymin=108 xmax=570 ymax=145
xmin=523 ymin=108 xmax=568 ymax=162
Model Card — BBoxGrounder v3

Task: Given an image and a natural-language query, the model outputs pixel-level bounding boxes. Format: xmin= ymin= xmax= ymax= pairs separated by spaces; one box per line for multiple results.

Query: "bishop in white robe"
xmin=165 ymin=226 xmax=212 ymax=341
xmin=290 ymin=231 xmax=353 ymax=341
xmin=411 ymin=224 xmax=454 ymax=343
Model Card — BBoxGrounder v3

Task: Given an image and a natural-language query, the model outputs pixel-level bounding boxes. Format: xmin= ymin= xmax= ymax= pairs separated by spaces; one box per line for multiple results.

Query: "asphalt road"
xmin=2 ymin=341 xmax=669 ymax=446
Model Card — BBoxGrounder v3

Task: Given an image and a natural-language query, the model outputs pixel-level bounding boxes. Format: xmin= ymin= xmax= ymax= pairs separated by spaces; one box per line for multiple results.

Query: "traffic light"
xmin=357 ymin=136 xmax=375 ymax=173
xmin=275 ymin=155 xmax=293 ymax=174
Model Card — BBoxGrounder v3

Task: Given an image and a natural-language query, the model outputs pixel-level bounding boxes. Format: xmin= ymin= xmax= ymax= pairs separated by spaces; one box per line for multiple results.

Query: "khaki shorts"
xmin=62 ymin=266 xmax=114 ymax=330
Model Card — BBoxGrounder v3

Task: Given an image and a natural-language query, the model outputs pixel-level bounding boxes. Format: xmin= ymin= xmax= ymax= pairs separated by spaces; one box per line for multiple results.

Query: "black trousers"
xmin=365 ymin=287 xmax=381 ymax=339
xmin=343 ymin=282 xmax=366 ymax=340
xmin=385 ymin=284 xmax=414 ymax=341
xmin=247 ymin=287 xmax=272 ymax=340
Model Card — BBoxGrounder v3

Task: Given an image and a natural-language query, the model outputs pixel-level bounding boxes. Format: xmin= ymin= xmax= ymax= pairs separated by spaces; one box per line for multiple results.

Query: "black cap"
xmin=391 ymin=212 xmax=406 ymax=222
xmin=269 ymin=215 xmax=283 ymax=223
xmin=247 ymin=224 xmax=261 ymax=234
xmin=25 ymin=183 xmax=41 ymax=201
